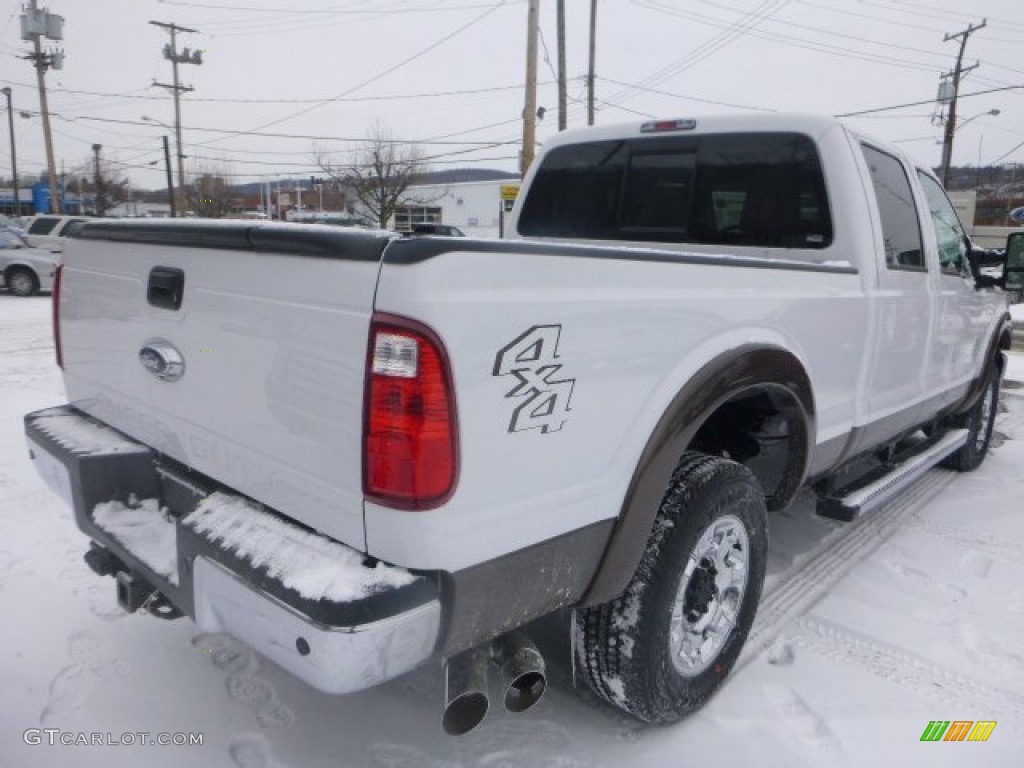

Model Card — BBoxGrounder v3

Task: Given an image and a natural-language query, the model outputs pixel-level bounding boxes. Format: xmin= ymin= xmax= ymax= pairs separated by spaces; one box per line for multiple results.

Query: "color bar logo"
xmin=920 ymin=720 xmax=997 ymax=742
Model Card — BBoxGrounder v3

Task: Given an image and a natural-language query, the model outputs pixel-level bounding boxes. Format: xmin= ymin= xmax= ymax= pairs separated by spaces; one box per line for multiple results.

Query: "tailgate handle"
xmin=148 ymin=267 xmax=185 ymax=311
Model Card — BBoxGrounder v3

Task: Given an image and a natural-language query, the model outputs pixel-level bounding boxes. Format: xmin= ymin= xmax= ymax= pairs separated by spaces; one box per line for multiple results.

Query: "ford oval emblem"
xmin=139 ymin=340 xmax=185 ymax=382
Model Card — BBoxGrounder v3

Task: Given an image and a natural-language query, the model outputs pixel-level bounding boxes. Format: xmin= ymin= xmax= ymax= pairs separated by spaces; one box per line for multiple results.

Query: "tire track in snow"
xmin=740 ymin=392 xmax=1022 ymax=669
xmin=903 ymin=517 xmax=1024 ymax=562
xmin=902 ymin=402 xmax=1024 ymax=561
xmin=739 ymin=469 xmax=957 ymax=669
xmin=790 ymin=615 xmax=1024 ymax=718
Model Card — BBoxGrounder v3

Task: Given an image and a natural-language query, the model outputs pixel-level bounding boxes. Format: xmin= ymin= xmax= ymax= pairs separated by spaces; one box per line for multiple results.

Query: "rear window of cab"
xmin=518 ymin=132 xmax=832 ymax=250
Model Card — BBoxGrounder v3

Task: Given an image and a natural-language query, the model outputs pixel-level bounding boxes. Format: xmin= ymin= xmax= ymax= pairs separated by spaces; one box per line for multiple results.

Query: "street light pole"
xmin=143 ymin=116 xmax=180 ymax=217
xmin=1 ymin=87 xmax=19 ymax=217
xmin=947 ymin=108 xmax=1000 ymax=188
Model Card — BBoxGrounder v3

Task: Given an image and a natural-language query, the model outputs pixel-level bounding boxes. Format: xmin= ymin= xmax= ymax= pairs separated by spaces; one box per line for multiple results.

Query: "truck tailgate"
xmin=59 ymin=221 xmax=390 ymax=550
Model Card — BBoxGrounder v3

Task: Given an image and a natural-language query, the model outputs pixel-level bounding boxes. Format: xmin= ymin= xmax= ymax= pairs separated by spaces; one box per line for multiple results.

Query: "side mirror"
xmin=966 ymin=237 xmax=1005 ymax=289
xmin=1005 ymin=231 xmax=1024 ymax=300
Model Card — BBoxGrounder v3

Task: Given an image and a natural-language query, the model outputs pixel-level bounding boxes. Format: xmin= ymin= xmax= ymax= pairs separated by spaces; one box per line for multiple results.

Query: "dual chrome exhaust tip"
xmin=442 ymin=633 xmax=547 ymax=736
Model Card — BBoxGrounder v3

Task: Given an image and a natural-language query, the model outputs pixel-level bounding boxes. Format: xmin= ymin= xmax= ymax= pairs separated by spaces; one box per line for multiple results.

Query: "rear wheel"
xmin=941 ymin=359 xmax=1001 ymax=472
xmin=7 ymin=267 xmax=40 ymax=297
xmin=576 ymin=452 xmax=767 ymax=722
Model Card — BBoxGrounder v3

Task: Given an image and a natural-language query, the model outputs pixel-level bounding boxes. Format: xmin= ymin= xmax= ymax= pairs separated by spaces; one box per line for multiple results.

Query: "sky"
xmin=0 ymin=0 xmax=1023 ymax=191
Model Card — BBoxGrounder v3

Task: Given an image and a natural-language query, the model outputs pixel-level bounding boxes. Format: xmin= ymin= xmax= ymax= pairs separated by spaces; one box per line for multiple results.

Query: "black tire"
xmin=576 ymin=452 xmax=767 ymax=723
xmin=6 ymin=267 xmax=40 ymax=297
xmin=941 ymin=359 xmax=1001 ymax=472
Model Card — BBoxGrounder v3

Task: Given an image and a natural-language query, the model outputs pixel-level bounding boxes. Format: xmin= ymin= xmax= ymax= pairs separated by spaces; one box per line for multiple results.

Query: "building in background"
xmin=387 ymin=179 xmax=520 ymax=238
xmin=0 ymin=188 xmax=34 ymax=216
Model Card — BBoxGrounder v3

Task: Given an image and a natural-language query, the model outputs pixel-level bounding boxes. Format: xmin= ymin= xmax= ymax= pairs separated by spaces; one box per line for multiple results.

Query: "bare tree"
xmin=186 ymin=165 xmax=239 ymax=218
xmin=84 ymin=154 xmax=130 ymax=217
xmin=318 ymin=123 xmax=427 ymax=230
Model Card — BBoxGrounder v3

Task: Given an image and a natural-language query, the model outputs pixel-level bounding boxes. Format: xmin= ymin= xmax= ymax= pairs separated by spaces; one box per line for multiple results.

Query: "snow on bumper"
xmin=24 ymin=405 xmax=441 ymax=695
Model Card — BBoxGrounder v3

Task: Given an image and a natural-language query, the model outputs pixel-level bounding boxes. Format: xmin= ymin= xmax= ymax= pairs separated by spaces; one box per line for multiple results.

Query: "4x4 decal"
xmin=493 ymin=325 xmax=576 ymax=434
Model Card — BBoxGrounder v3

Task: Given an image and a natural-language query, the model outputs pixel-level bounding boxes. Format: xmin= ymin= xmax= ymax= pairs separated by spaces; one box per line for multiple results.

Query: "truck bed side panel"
xmin=366 ymin=240 xmax=868 ymax=571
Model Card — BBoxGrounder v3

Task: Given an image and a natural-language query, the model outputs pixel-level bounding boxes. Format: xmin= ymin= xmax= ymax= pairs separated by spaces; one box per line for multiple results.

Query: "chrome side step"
xmin=817 ymin=429 xmax=968 ymax=521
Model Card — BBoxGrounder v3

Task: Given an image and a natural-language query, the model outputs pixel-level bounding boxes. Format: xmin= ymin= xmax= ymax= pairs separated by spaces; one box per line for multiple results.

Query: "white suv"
xmin=23 ymin=215 xmax=90 ymax=252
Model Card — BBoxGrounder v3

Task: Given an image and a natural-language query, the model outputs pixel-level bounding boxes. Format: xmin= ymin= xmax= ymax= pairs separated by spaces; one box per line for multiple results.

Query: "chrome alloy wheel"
xmin=8 ymin=270 xmax=36 ymax=296
xmin=669 ymin=514 xmax=750 ymax=676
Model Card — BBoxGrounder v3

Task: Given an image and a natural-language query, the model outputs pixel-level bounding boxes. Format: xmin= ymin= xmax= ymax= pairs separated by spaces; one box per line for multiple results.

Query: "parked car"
xmin=23 ymin=214 xmax=90 ymax=252
xmin=410 ymin=222 xmax=466 ymax=237
xmin=0 ymin=228 xmax=59 ymax=296
xmin=0 ymin=214 xmax=28 ymax=237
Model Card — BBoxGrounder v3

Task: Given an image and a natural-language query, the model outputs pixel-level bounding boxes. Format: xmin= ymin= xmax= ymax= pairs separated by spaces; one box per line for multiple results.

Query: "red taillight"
xmin=364 ymin=313 xmax=458 ymax=510
xmin=53 ymin=264 xmax=63 ymax=368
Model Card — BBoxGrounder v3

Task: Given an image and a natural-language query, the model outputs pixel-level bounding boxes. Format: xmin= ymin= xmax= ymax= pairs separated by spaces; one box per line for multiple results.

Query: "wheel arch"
xmin=953 ymin=312 xmax=1012 ymax=418
xmin=4 ymin=261 xmax=37 ymax=277
xmin=581 ymin=344 xmax=814 ymax=606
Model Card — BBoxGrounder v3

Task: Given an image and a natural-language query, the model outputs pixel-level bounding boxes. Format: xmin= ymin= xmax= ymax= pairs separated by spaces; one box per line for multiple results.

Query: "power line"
xmin=795 ymin=0 xmax=1024 ymax=45
xmin=611 ymin=0 xmax=783 ymax=106
xmin=858 ymin=0 xmax=1024 ymax=33
xmin=598 ymin=76 xmax=775 ymax=112
xmin=705 ymin=0 xmax=959 ymax=67
xmin=595 ymin=99 xmax=654 ymax=119
xmin=629 ymin=0 xmax=1020 ymax=86
xmin=159 ymin=0 xmax=520 ymax=15
xmin=991 ymin=137 xmax=1024 ymax=164
xmin=0 ymin=77 xmax=549 ymax=106
xmin=194 ymin=0 xmax=509 ymax=148
xmin=61 ymin=113 xmax=519 ymax=146
xmin=836 ymin=84 xmax=1023 ymax=118
xmin=187 ymin=141 xmax=511 ymax=168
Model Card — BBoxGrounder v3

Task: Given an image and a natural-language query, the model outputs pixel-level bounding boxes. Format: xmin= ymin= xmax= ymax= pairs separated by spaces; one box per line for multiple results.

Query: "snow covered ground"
xmin=2 ymin=294 xmax=1023 ymax=768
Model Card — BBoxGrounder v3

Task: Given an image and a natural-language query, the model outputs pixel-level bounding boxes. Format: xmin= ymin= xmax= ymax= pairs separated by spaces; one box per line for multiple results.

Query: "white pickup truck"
xmin=25 ymin=114 xmax=1015 ymax=735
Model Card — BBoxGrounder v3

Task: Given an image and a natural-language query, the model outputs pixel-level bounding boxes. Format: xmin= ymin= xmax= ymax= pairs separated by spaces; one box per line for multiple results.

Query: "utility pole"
xmin=92 ymin=143 xmax=107 ymax=216
xmin=20 ymin=0 xmax=64 ymax=214
xmin=588 ymin=0 xmax=597 ymax=126
xmin=162 ymin=135 xmax=176 ymax=217
xmin=939 ymin=19 xmax=986 ymax=187
xmin=1 ymin=87 xmax=20 ymax=216
xmin=557 ymin=0 xmax=567 ymax=131
xmin=521 ymin=0 xmax=540 ymax=176
xmin=150 ymin=20 xmax=202 ymax=215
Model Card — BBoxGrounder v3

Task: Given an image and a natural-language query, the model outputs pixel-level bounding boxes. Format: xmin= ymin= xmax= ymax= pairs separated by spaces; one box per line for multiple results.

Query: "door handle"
xmin=147 ymin=267 xmax=185 ymax=310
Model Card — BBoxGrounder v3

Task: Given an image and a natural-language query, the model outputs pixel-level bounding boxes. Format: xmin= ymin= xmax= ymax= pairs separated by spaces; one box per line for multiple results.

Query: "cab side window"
xmin=860 ymin=145 xmax=924 ymax=270
xmin=28 ymin=217 xmax=59 ymax=236
xmin=917 ymin=172 xmax=968 ymax=275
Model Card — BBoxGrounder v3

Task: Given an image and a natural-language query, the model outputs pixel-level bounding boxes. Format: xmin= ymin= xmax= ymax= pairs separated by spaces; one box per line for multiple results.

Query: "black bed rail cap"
xmin=73 ymin=219 xmax=396 ymax=262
